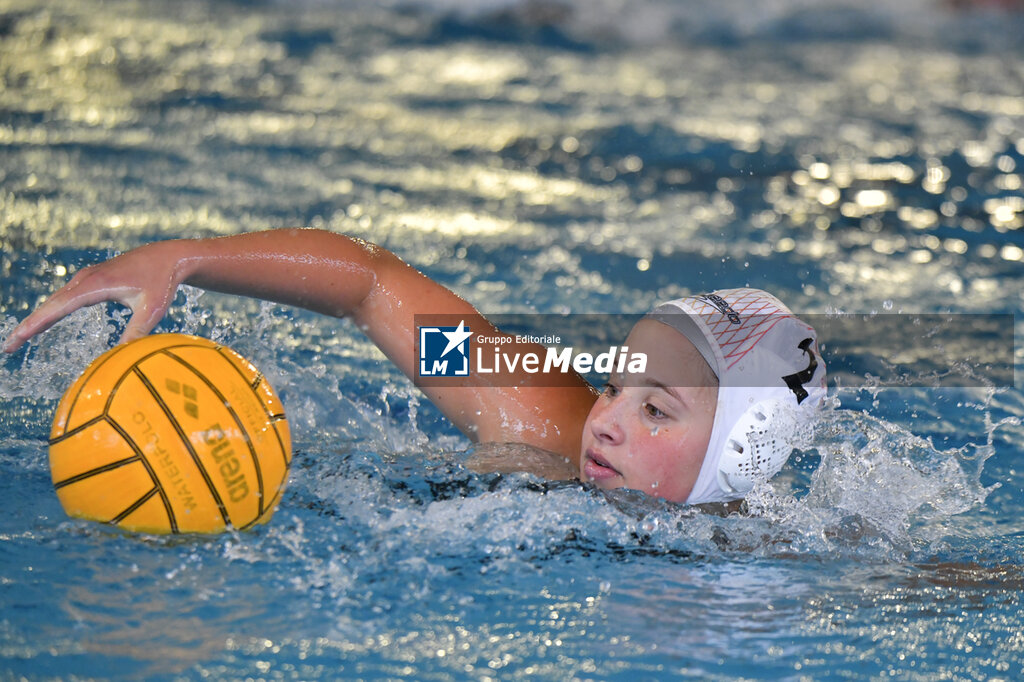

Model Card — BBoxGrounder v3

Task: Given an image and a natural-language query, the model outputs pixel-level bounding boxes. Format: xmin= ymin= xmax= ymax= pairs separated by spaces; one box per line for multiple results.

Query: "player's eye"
xmin=644 ymin=402 xmax=666 ymax=419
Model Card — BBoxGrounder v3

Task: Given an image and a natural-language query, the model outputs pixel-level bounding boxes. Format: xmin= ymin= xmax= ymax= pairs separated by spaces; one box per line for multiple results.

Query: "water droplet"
xmin=650 ymin=426 xmax=659 ymax=436
xmin=882 ymin=299 xmax=894 ymax=310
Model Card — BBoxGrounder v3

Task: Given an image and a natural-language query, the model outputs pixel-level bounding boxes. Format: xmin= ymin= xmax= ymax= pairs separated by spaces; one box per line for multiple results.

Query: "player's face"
xmin=579 ymin=320 xmax=717 ymax=503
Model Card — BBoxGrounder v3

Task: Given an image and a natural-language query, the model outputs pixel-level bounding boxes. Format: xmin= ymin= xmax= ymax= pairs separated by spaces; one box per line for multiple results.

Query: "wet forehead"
xmin=621 ymin=319 xmax=717 ymax=389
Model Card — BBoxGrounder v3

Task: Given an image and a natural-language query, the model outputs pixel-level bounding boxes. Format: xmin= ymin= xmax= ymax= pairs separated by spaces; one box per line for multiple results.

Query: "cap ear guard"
xmin=716 ymin=397 xmax=804 ymax=496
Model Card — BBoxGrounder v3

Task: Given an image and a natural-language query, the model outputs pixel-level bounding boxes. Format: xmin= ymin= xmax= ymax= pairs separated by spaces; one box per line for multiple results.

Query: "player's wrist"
xmin=172 ymin=237 xmax=226 ymax=289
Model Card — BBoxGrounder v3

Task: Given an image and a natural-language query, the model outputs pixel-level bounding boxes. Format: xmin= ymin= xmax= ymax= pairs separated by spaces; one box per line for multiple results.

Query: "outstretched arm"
xmin=4 ymin=229 xmax=380 ymax=350
xmin=3 ymin=228 xmax=596 ymax=463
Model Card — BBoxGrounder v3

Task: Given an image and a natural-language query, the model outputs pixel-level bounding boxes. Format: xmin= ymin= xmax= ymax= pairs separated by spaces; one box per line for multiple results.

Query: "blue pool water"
xmin=2 ymin=0 xmax=1023 ymax=678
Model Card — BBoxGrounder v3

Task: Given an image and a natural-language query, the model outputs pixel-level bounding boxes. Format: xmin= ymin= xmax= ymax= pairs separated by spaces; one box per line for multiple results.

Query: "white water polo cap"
xmin=646 ymin=288 xmax=827 ymax=505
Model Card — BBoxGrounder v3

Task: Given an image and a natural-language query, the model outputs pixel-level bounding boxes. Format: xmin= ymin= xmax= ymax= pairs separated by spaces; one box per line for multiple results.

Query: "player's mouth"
xmin=583 ymin=448 xmax=621 ymax=482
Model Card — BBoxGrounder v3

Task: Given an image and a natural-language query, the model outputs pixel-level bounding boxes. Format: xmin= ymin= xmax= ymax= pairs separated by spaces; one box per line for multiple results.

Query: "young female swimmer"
xmin=2 ymin=228 xmax=826 ymax=505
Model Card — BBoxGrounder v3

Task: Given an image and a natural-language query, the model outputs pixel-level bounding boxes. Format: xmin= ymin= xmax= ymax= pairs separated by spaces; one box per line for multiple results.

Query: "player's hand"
xmin=2 ymin=241 xmax=185 ymax=353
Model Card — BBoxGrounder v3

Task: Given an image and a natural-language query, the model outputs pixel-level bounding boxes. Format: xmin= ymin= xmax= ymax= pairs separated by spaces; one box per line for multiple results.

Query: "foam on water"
xmin=0 ymin=259 xmax=1010 ymax=568
xmin=7 ymin=327 xmax=993 ymax=590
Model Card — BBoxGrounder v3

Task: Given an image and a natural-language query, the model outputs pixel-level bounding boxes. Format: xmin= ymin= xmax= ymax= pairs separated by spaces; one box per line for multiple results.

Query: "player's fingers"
xmin=3 ymin=274 xmax=141 ymax=353
xmin=117 ymin=306 xmax=163 ymax=346
xmin=2 ymin=287 xmax=88 ymax=353
xmin=2 ymin=326 xmax=32 ymax=353
xmin=115 ymin=283 xmax=179 ymax=346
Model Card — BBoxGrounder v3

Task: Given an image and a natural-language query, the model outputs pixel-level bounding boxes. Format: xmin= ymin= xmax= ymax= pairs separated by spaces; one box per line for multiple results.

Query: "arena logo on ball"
xmin=416 ymin=317 xmax=648 ymax=385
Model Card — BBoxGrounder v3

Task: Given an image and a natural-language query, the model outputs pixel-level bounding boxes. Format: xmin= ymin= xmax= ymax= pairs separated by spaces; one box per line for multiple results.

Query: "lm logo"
xmin=419 ymin=320 xmax=472 ymax=377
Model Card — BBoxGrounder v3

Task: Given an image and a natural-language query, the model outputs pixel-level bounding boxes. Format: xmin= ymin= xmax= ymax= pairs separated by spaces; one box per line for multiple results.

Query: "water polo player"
xmin=3 ymin=228 xmax=826 ymax=505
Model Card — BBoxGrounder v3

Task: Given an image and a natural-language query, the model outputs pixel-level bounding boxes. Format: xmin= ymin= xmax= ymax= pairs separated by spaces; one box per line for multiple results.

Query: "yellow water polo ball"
xmin=49 ymin=333 xmax=291 ymax=535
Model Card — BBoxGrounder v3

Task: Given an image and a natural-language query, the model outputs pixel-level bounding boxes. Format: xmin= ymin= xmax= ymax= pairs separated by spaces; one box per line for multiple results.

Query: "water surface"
xmin=1 ymin=0 xmax=1023 ymax=678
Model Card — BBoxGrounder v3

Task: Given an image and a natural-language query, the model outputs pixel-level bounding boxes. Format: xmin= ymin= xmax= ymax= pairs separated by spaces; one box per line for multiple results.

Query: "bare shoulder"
xmin=470 ymin=383 xmax=597 ymax=470
xmin=466 ymin=441 xmax=580 ymax=480
xmin=349 ymin=244 xmax=598 ymax=463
